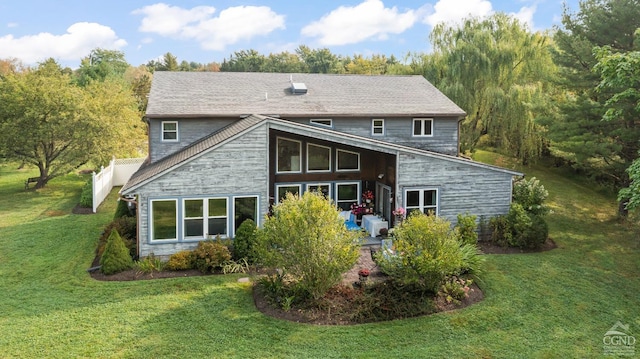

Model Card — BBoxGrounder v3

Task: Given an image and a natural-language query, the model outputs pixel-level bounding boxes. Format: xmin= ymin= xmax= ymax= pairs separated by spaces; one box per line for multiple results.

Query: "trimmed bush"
xmin=166 ymin=250 xmax=195 ymax=271
xmin=233 ymin=219 xmax=257 ymax=262
xmin=375 ymin=212 xmax=465 ymax=294
xmin=255 ymin=191 xmax=360 ymax=300
xmin=192 ymin=240 xmax=231 ymax=273
xmin=79 ymin=180 xmax=92 ymax=208
xmin=455 ymin=213 xmax=478 ymax=245
xmin=100 ymin=229 xmax=133 ymax=275
xmin=490 ymin=203 xmax=549 ymax=249
xmin=114 ymin=198 xmax=132 ymax=219
xmin=513 ymin=177 xmax=550 ymax=216
xmin=97 ymin=217 xmax=137 ymax=258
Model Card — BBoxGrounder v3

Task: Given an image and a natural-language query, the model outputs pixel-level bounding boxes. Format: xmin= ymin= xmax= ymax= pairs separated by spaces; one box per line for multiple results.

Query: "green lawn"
xmin=0 ymin=155 xmax=638 ymax=358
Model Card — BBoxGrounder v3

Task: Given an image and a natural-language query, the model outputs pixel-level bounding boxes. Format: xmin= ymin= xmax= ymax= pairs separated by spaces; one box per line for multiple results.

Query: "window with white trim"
xmin=277 ymin=137 xmax=302 ymax=173
xmin=184 ymin=199 xmax=204 ymax=238
xmin=307 ymin=143 xmax=331 ymax=172
xmin=234 ymin=196 xmax=258 ymax=235
xmin=309 ymin=119 xmax=333 ymax=128
xmin=307 ymin=183 xmax=331 ymax=198
xmin=405 ymin=188 xmax=438 ymax=215
xmin=161 ymin=121 xmax=178 ymax=142
xmin=372 ymin=119 xmax=384 ymax=136
xmin=276 ymin=184 xmax=301 ymax=203
xmin=150 ymin=199 xmax=177 ymax=241
xmin=336 ymin=182 xmax=360 ymax=211
xmin=412 ymin=118 xmax=433 ymax=137
xmin=336 ymin=149 xmax=360 ymax=171
xmin=207 ymin=198 xmax=228 ymax=237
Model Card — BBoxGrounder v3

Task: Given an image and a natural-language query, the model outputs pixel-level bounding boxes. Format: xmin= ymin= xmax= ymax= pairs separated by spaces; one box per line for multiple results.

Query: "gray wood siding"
xmin=287 ymin=117 xmax=459 ymax=155
xmin=148 ymin=118 xmax=237 ymax=162
xmin=397 ymin=152 xmax=513 ymax=225
xmin=136 ymin=123 xmax=269 ymax=257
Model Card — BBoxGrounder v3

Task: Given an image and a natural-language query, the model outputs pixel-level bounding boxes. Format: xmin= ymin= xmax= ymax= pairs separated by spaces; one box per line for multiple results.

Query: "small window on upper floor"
xmin=412 ymin=118 xmax=433 ymax=137
xmin=372 ymin=119 xmax=384 ymax=136
xmin=162 ymin=121 xmax=178 ymax=142
xmin=310 ymin=119 xmax=333 ymax=128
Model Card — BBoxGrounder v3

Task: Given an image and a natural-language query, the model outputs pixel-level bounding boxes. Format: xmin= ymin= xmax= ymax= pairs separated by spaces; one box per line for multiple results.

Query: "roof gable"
xmin=146 ymin=72 xmax=466 ymax=118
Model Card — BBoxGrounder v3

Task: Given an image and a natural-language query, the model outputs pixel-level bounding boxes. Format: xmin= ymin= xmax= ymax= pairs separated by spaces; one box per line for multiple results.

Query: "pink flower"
xmin=392 ymin=207 xmax=406 ymax=216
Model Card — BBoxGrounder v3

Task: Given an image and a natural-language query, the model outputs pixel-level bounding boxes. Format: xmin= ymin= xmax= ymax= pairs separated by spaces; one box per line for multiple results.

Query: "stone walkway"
xmin=341 ymin=246 xmax=384 ymax=286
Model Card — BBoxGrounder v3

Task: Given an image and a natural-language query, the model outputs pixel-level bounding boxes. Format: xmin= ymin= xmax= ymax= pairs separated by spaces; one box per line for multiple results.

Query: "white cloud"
xmin=512 ymin=5 xmax=536 ymax=30
xmin=0 ymin=22 xmax=126 ymax=65
xmin=133 ymin=3 xmax=285 ymax=51
xmin=301 ymin=0 xmax=417 ymax=46
xmin=424 ymin=0 xmax=493 ymax=26
xmin=7 ymin=22 xmax=18 ymax=28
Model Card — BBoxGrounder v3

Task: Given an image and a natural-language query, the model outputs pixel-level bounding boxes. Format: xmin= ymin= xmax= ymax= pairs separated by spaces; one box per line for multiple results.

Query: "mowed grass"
xmin=0 ymin=156 xmax=638 ymax=358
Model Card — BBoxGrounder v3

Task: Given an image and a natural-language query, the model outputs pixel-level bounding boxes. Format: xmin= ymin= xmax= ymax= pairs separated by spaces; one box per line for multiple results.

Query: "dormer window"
xmin=162 ymin=121 xmax=178 ymax=142
xmin=412 ymin=118 xmax=433 ymax=137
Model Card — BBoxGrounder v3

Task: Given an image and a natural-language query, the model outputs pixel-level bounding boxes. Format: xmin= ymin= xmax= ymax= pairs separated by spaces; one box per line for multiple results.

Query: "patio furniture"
xmin=361 ymin=214 xmax=388 ymax=237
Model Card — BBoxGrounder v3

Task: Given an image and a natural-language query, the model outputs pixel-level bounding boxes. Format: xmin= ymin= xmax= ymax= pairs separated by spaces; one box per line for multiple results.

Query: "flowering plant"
xmin=358 ymin=268 xmax=370 ymax=277
xmin=362 ymin=190 xmax=374 ymax=201
xmin=350 ymin=203 xmax=367 ymax=215
xmin=392 ymin=207 xmax=406 ymax=216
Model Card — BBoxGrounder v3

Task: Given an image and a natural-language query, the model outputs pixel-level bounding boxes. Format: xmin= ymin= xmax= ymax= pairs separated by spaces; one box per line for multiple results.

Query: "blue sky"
xmin=0 ymin=0 xmax=579 ymax=68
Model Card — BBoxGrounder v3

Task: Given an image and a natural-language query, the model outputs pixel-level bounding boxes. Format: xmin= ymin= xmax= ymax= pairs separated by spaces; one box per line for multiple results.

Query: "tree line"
xmin=1 ymin=0 xmax=639 ymax=215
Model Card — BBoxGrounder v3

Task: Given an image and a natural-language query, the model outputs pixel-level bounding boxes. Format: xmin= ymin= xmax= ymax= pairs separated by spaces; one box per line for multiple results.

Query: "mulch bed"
xmin=72 ymin=204 xmax=94 ymax=215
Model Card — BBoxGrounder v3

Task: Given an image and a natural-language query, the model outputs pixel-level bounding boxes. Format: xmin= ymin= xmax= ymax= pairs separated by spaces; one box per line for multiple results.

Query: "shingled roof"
xmin=146 ymin=72 xmax=466 ymax=118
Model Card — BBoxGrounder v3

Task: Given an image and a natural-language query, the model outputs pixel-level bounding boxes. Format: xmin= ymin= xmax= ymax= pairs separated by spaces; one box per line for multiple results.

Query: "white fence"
xmin=92 ymin=157 xmax=145 ymax=213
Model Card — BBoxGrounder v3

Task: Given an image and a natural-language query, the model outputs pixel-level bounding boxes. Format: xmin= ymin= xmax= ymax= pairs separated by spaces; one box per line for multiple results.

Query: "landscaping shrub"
xmin=438 ymin=276 xmax=473 ymax=305
xmin=100 ymin=229 xmax=133 ymax=275
xmin=375 ymin=212 xmax=466 ymax=294
xmin=255 ymin=191 xmax=360 ymax=301
xmin=513 ymin=177 xmax=550 ymax=216
xmin=166 ymin=250 xmax=195 ymax=271
xmin=233 ymin=218 xmax=257 ymax=262
xmin=79 ymin=179 xmax=92 ymax=208
xmin=192 ymin=240 xmax=231 ymax=273
xmin=113 ymin=198 xmax=133 ymax=219
xmin=134 ymin=253 xmax=165 ymax=274
xmin=97 ymin=217 xmax=137 ymax=259
xmin=455 ymin=212 xmax=478 ymax=245
xmin=489 ymin=203 xmax=549 ymax=249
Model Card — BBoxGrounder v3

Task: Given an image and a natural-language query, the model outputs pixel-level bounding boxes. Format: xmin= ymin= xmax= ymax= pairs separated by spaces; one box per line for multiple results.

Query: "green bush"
xmin=97 ymin=217 xmax=137 ymax=258
xmin=79 ymin=180 xmax=92 ymax=208
xmin=114 ymin=198 xmax=133 ymax=219
xmin=233 ymin=219 xmax=257 ymax=262
xmin=192 ymin=240 xmax=231 ymax=273
xmin=100 ymin=229 xmax=133 ymax=275
xmin=455 ymin=213 xmax=478 ymax=245
xmin=490 ymin=203 xmax=549 ymax=249
xmin=513 ymin=177 xmax=550 ymax=216
xmin=254 ymin=191 xmax=360 ymax=300
xmin=166 ymin=250 xmax=195 ymax=271
xmin=134 ymin=253 xmax=165 ymax=274
xmin=375 ymin=212 xmax=466 ymax=294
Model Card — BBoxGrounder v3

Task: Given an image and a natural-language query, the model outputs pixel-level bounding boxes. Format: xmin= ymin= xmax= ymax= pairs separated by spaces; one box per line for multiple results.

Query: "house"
xmin=121 ymin=72 xmax=522 ymax=258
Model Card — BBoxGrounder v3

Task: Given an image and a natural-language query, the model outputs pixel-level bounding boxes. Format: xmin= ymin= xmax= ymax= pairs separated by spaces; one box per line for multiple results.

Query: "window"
xmin=234 ymin=196 xmax=258 ymax=234
xmin=208 ymin=198 xmax=228 ymax=237
xmin=372 ymin=119 xmax=384 ymax=136
xmin=310 ymin=119 xmax=333 ymax=128
xmin=307 ymin=143 xmax=331 ymax=172
xmin=336 ymin=182 xmax=359 ymax=211
xmin=183 ymin=198 xmax=228 ymax=239
xmin=405 ymin=188 xmax=438 ymax=215
xmin=277 ymin=137 xmax=302 ymax=173
xmin=184 ymin=199 xmax=204 ymax=238
xmin=307 ymin=183 xmax=331 ymax=198
xmin=150 ymin=199 xmax=177 ymax=241
xmin=161 ymin=121 xmax=178 ymax=142
xmin=336 ymin=149 xmax=360 ymax=171
xmin=412 ymin=118 xmax=433 ymax=137
xmin=276 ymin=184 xmax=301 ymax=203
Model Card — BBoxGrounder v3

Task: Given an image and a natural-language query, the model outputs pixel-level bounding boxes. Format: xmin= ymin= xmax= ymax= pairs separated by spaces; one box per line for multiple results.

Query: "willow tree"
xmin=0 ymin=60 xmax=145 ymax=188
xmin=425 ymin=13 xmax=557 ymax=164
